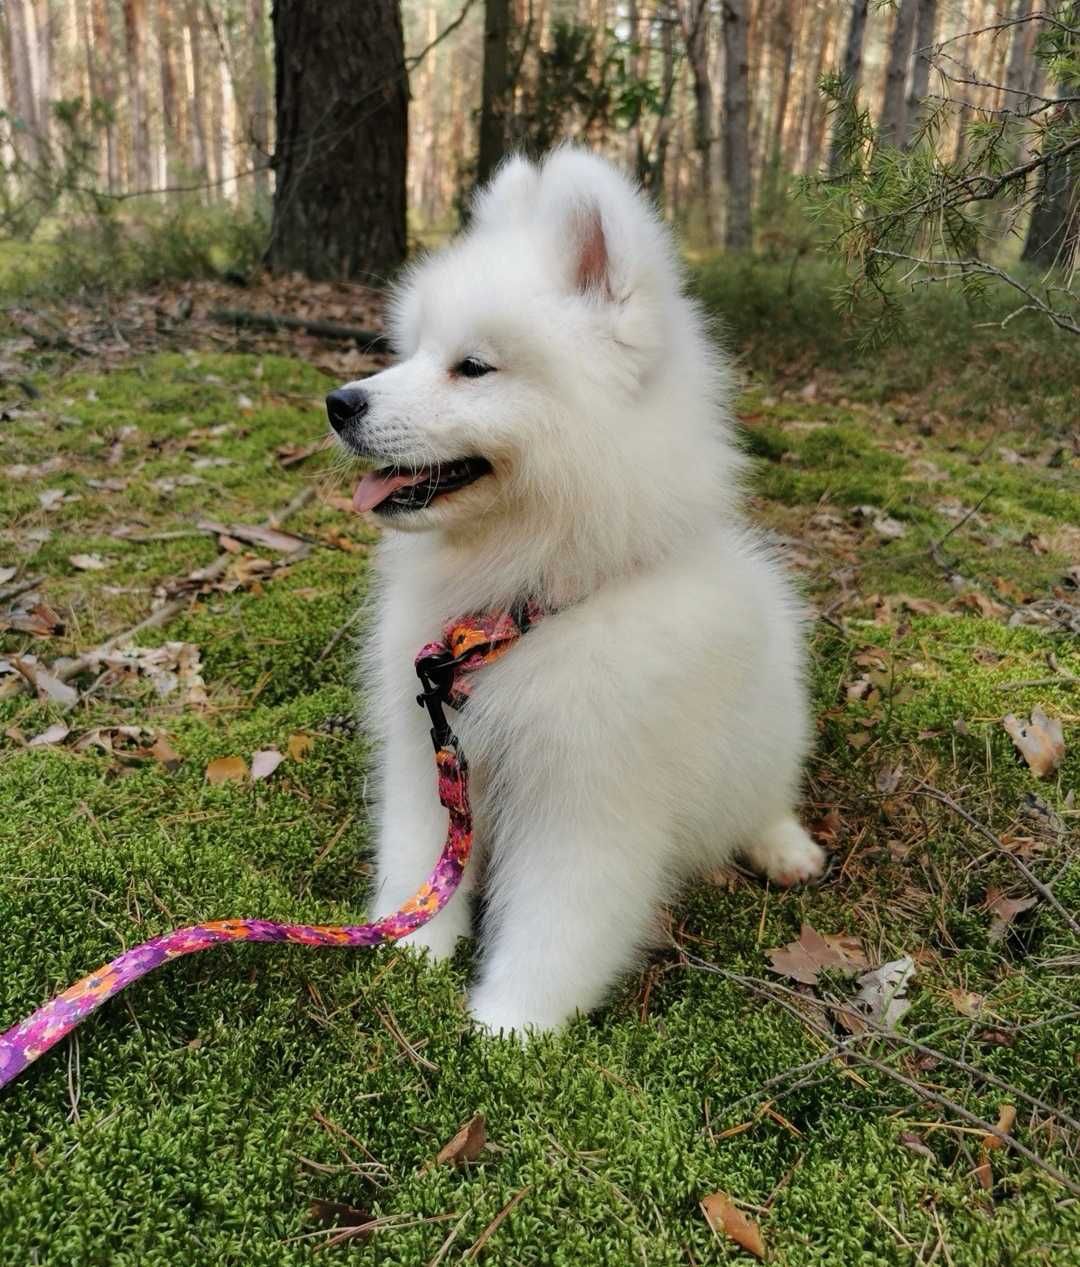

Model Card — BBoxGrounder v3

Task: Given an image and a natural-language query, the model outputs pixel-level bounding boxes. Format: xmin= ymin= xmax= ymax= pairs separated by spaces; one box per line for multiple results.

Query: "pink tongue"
xmin=352 ymin=468 xmax=430 ymax=513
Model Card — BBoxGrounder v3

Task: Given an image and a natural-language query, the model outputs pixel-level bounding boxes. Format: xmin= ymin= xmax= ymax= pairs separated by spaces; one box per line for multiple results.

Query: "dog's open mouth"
xmin=353 ymin=458 xmax=493 ymax=514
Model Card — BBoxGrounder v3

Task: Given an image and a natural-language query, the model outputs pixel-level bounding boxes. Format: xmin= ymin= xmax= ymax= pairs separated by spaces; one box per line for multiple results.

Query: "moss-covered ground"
xmin=1 ymin=266 xmax=1078 ymax=1265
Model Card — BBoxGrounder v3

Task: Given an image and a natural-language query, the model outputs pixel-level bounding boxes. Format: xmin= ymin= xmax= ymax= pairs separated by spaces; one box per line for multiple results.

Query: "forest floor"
xmin=1 ymin=262 xmax=1078 ymax=1266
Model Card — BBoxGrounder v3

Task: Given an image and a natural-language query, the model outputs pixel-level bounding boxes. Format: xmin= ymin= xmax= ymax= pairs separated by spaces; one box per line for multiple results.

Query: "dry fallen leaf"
xmin=68 ymin=553 xmax=110 ymax=571
xmin=852 ymin=956 xmax=916 ymax=1031
xmin=985 ymin=889 xmax=1038 ymax=943
xmin=954 ymin=590 xmax=1008 ymax=620
xmin=1002 ymin=707 xmax=1065 ymax=778
xmin=307 ymin=1198 xmax=373 ymax=1231
xmin=251 ymin=748 xmax=284 ymax=781
xmin=766 ymin=923 xmax=868 ymax=986
xmin=434 ymin=1114 xmax=486 ymax=1167
xmin=28 ymin=721 xmax=70 ymax=747
xmin=288 ymin=732 xmax=314 ymax=762
xmin=2 ymin=602 xmax=65 ymax=638
xmin=700 ymin=1192 xmax=766 ymax=1261
xmin=875 ymin=762 xmax=903 ymax=794
xmin=11 ymin=655 xmax=79 ymax=710
xmin=945 ymin=988 xmax=984 ymax=1018
xmin=150 ymin=734 xmax=183 ymax=772
xmin=974 ymin=1103 xmax=1017 ymax=1191
xmin=206 ymin=755 xmax=249 ymax=784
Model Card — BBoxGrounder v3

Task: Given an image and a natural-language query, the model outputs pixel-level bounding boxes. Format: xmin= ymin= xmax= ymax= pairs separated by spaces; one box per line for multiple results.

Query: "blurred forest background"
xmin=1 ymin=8 xmax=1079 ymax=1264
xmin=0 ymin=0 xmax=1077 ymax=334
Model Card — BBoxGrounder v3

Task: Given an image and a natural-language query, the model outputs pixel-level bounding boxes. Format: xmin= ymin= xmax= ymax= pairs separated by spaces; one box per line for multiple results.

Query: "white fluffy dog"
xmin=326 ymin=148 xmax=823 ymax=1035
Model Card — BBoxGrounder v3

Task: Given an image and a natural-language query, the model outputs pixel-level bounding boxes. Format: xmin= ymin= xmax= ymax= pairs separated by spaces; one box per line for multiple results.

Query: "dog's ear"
xmin=570 ymin=204 xmax=612 ymax=299
xmin=471 ymin=155 xmax=538 ymax=230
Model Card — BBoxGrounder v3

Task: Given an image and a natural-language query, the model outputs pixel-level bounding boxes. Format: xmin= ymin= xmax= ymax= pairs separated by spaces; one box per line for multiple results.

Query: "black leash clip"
xmin=415 ymin=649 xmax=458 ymax=752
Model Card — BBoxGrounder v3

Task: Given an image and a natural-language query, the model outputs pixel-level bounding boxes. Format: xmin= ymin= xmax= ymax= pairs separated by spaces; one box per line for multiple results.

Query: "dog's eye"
xmin=453 ymin=356 xmax=495 ymax=379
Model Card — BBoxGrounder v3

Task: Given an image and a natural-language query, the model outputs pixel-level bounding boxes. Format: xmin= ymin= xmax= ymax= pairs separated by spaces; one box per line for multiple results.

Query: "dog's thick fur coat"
xmin=338 ymin=149 xmax=823 ymax=1034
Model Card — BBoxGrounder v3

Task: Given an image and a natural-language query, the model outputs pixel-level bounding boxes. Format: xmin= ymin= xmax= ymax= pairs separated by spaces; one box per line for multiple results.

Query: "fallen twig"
xmin=47 ymin=486 xmax=317 ymax=689
xmin=912 ymin=783 xmax=1080 ymax=939
xmin=994 ymin=676 xmax=1079 ymax=691
xmin=209 ymin=308 xmax=391 ymax=352
xmin=681 ymin=954 xmax=1080 ymax=1197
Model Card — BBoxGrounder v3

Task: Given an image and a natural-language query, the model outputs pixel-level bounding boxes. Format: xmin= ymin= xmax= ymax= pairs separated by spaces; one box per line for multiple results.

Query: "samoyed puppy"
xmin=326 ymin=148 xmax=823 ymax=1035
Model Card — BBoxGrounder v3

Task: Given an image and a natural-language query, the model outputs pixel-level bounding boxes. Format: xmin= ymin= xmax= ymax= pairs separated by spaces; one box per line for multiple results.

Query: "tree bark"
xmin=682 ymin=0 xmax=717 ymax=239
xmin=156 ymin=0 xmax=181 ymax=189
xmin=90 ymin=0 xmax=118 ymax=190
xmin=250 ymin=0 xmax=271 ymax=205
xmin=902 ymin=0 xmax=937 ymax=147
xmin=1022 ymin=102 xmax=1079 ymax=270
xmin=185 ymin=2 xmax=209 ymax=188
xmin=477 ymin=0 xmax=512 ymax=188
xmin=122 ymin=0 xmax=152 ymax=189
xmin=1004 ymin=0 xmax=1033 ymax=104
xmin=267 ymin=0 xmax=407 ymax=282
xmin=878 ymin=0 xmax=918 ymax=147
xmin=722 ymin=0 xmax=753 ymax=248
xmin=828 ymin=0 xmax=868 ymax=172
xmin=33 ymin=0 xmax=55 ymax=155
xmin=7 ymin=0 xmax=40 ymax=166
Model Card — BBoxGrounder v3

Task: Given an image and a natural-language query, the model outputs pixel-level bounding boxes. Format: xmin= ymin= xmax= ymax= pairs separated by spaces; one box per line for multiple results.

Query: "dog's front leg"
xmin=372 ymin=718 xmax=473 ymax=961
xmin=469 ymin=810 xmax=666 ymax=1035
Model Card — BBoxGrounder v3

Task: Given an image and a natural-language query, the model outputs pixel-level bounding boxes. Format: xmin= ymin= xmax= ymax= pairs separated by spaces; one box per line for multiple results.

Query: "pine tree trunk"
xmin=7 ymin=0 xmax=40 ymax=166
xmin=840 ymin=0 xmax=868 ymax=87
xmin=683 ymin=0 xmax=717 ymax=240
xmin=185 ymin=2 xmax=209 ymax=189
xmin=828 ymin=0 xmax=868 ymax=171
xmin=267 ymin=0 xmax=407 ymax=282
xmin=123 ymin=0 xmax=152 ymax=189
xmin=250 ymin=0 xmax=271 ymax=206
xmin=879 ymin=0 xmax=918 ymax=146
xmin=90 ymin=0 xmax=118 ymax=190
xmin=902 ymin=0 xmax=937 ymax=147
xmin=156 ymin=0 xmax=180 ymax=189
xmin=649 ymin=2 xmax=677 ymax=206
xmin=1022 ymin=102 xmax=1079 ymax=269
xmin=33 ymin=0 xmax=54 ymax=155
xmin=477 ymin=0 xmax=512 ymax=187
xmin=722 ymin=0 xmax=753 ymax=249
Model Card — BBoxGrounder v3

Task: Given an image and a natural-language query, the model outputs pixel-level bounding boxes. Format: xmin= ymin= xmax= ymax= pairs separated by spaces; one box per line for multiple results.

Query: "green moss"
xmin=1 ymin=325 xmax=1078 ymax=1265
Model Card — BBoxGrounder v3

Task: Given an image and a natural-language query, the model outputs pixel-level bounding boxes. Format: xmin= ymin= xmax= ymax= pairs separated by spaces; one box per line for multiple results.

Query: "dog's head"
xmin=328 ymin=148 xmax=729 ymax=544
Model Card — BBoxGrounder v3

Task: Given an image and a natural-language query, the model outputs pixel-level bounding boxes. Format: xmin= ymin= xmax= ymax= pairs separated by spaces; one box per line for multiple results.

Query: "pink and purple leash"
xmin=0 ymin=606 xmax=540 ymax=1091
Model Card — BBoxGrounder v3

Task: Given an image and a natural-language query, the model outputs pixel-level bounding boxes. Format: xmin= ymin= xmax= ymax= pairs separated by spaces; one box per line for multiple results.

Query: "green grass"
xmin=1 ymin=270 xmax=1079 ymax=1265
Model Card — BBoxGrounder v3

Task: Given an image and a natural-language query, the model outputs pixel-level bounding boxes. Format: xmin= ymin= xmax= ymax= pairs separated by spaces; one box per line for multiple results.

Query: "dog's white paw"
xmin=468 ymin=991 xmax=562 ymax=1040
xmin=744 ymin=818 xmax=826 ymax=888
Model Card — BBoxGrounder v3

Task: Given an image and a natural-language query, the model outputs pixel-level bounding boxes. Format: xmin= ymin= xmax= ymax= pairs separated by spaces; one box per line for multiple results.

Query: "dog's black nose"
xmin=326 ymin=386 xmax=370 ymax=433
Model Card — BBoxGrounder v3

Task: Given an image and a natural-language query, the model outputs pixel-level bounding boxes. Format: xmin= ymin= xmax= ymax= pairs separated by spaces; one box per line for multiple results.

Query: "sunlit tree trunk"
xmin=89 ymin=0 xmax=118 ymax=189
xmin=879 ymin=0 xmax=917 ymax=146
xmin=902 ymin=0 xmax=936 ymax=147
xmin=156 ymin=0 xmax=182 ymax=188
xmin=184 ymin=2 xmax=209 ymax=190
xmin=722 ymin=0 xmax=752 ymax=248
xmin=7 ymin=0 xmax=40 ymax=166
xmin=123 ymin=0 xmax=152 ymax=189
xmin=33 ymin=0 xmax=55 ymax=156
xmin=268 ymin=0 xmax=407 ymax=281
xmin=477 ymin=0 xmax=512 ymax=187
